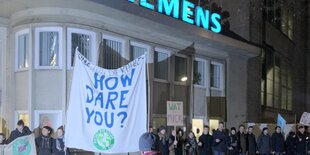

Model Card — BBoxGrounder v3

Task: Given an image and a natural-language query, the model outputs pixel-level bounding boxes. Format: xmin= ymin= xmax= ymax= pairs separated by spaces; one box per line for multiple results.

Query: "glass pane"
xmin=71 ymin=33 xmax=91 ymax=66
xmin=18 ymin=34 xmax=29 ymax=69
xmin=154 ymin=51 xmax=168 ymax=80
xmin=18 ymin=113 xmax=29 ymax=127
xmin=193 ymin=60 xmax=205 ymax=85
xmin=275 ymin=66 xmax=280 ymax=83
xmin=267 ymin=79 xmax=273 ymax=94
xmin=287 ymin=89 xmax=292 ymax=110
xmin=288 ymin=67 xmax=292 ymax=88
xmin=130 ymin=45 xmax=146 ymax=61
xmin=267 ymin=94 xmax=273 ymax=107
xmin=211 ymin=64 xmax=221 ymax=88
xmin=101 ymin=39 xmax=122 ymax=69
xmin=281 ymin=87 xmax=287 ymax=109
xmin=274 ymin=96 xmax=280 ymax=108
xmin=39 ymin=32 xmax=59 ymax=66
xmin=175 ymin=56 xmax=187 ymax=82
xmin=261 ymin=92 xmax=265 ymax=105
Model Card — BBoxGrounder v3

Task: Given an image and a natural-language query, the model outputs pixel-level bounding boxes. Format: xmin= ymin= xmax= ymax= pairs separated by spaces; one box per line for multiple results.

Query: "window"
xmin=98 ymin=34 xmax=124 ymax=69
xmin=35 ymin=27 xmax=63 ymax=69
xmin=210 ymin=62 xmax=222 ymax=89
xmin=34 ymin=110 xmax=62 ymax=132
xmin=154 ymin=48 xmax=170 ymax=80
xmin=193 ymin=58 xmax=206 ymax=86
xmin=130 ymin=42 xmax=149 ymax=61
xmin=16 ymin=29 xmax=29 ymax=70
xmin=15 ymin=111 xmax=30 ymax=128
xmin=175 ymin=56 xmax=188 ymax=82
xmin=67 ymin=28 xmax=96 ymax=68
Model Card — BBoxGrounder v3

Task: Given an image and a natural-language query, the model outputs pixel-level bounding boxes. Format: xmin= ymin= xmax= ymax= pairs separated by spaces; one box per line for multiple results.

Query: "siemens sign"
xmin=128 ymin=0 xmax=222 ymax=33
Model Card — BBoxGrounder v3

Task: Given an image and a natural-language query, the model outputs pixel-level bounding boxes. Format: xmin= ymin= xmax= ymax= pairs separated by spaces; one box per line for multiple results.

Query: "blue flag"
xmin=277 ymin=114 xmax=286 ymax=130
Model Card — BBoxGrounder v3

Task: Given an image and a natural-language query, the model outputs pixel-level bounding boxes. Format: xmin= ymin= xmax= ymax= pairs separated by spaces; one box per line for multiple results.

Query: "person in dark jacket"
xmin=198 ymin=125 xmax=213 ymax=155
xmin=176 ymin=128 xmax=184 ymax=155
xmin=213 ymin=122 xmax=227 ymax=155
xmin=7 ymin=120 xmax=32 ymax=143
xmin=271 ymin=126 xmax=285 ymax=155
xmin=185 ymin=131 xmax=197 ymax=155
xmin=257 ymin=127 xmax=271 ymax=155
xmin=227 ymin=127 xmax=238 ymax=155
xmin=237 ymin=125 xmax=247 ymax=155
xmin=53 ymin=126 xmax=70 ymax=155
xmin=246 ymin=126 xmax=257 ymax=155
xmin=285 ymin=131 xmax=296 ymax=155
xmin=157 ymin=126 xmax=169 ymax=155
xmin=296 ymin=126 xmax=307 ymax=155
xmin=0 ymin=133 xmax=6 ymax=145
xmin=35 ymin=126 xmax=54 ymax=155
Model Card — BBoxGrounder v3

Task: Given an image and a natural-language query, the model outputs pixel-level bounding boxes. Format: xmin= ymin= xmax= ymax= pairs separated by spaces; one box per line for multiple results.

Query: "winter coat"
xmin=246 ymin=133 xmax=257 ymax=154
xmin=185 ymin=137 xmax=197 ymax=155
xmin=213 ymin=129 xmax=227 ymax=152
xmin=198 ymin=133 xmax=213 ymax=155
xmin=295 ymin=132 xmax=307 ymax=155
xmin=53 ymin=137 xmax=70 ymax=155
xmin=271 ymin=132 xmax=285 ymax=153
xmin=175 ymin=135 xmax=184 ymax=155
xmin=228 ymin=134 xmax=239 ymax=155
xmin=158 ymin=134 xmax=169 ymax=155
xmin=237 ymin=132 xmax=247 ymax=154
xmin=257 ymin=133 xmax=271 ymax=154
xmin=285 ymin=135 xmax=295 ymax=155
xmin=168 ymin=135 xmax=176 ymax=155
xmin=35 ymin=135 xmax=54 ymax=155
xmin=7 ymin=126 xmax=32 ymax=143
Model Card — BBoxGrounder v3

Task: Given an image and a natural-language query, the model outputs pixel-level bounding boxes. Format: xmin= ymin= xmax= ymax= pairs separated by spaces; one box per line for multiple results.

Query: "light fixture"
xmin=180 ymin=76 xmax=188 ymax=82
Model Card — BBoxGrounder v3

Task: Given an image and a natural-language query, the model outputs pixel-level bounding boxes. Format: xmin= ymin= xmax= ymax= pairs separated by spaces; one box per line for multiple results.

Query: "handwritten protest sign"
xmin=65 ymin=52 xmax=147 ymax=153
xmin=167 ymin=101 xmax=183 ymax=126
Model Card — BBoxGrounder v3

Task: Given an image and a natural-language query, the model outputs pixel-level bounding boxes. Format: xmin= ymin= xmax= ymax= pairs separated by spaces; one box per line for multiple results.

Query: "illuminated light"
xmin=158 ymin=0 xmax=179 ymax=19
xmin=140 ymin=0 xmax=154 ymax=10
xmin=180 ymin=76 xmax=188 ymax=82
xmin=182 ymin=0 xmax=194 ymax=24
xmin=195 ymin=6 xmax=210 ymax=30
xmin=210 ymin=13 xmax=222 ymax=33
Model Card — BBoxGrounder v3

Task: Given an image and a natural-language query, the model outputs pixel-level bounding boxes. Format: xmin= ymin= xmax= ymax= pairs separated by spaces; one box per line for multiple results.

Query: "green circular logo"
xmin=12 ymin=139 xmax=31 ymax=155
xmin=93 ymin=129 xmax=114 ymax=151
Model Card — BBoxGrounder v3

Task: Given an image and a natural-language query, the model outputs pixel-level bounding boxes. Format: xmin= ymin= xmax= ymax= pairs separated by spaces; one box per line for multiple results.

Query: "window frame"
xmin=174 ymin=54 xmax=189 ymax=85
xmin=129 ymin=41 xmax=151 ymax=62
xmin=67 ymin=27 xmax=96 ymax=69
xmin=15 ymin=110 xmax=30 ymax=130
xmin=153 ymin=47 xmax=171 ymax=83
xmin=210 ymin=61 xmax=224 ymax=90
xmin=15 ymin=29 xmax=30 ymax=72
xmin=34 ymin=110 xmax=63 ymax=131
xmin=34 ymin=27 xmax=63 ymax=69
xmin=193 ymin=57 xmax=207 ymax=88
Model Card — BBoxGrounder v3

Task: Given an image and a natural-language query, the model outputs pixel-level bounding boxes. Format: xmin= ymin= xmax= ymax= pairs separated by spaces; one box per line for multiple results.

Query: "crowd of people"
xmin=0 ymin=120 xmax=69 ymax=155
xmin=139 ymin=122 xmax=310 ymax=155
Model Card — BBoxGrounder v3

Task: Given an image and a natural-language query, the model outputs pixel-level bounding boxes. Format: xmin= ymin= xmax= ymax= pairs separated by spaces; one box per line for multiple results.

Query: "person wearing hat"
xmin=157 ymin=126 xmax=169 ymax=155
xmin=228 ymin=127 xmax=238 ymax=155
xmin=139 ymin=132 xmax=159 ymax=155
xmin=257 ymin=127 xmax=272 ymax=155
xmin=35 ymin=126 xmax=54 ymax=155
xmin=296 ymin=126 xmax=307 ymax=155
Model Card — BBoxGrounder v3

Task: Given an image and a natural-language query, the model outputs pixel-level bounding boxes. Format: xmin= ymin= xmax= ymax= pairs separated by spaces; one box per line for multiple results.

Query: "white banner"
xmin=65 ymin=52 xmax=147 ymax=153
xmin=167 ymin=101 xmax=183 ymax=126
xmin=2 ymin=134 xmax=37 ymax=155
xmin=300 ymin=112 xmax=310 ymax=126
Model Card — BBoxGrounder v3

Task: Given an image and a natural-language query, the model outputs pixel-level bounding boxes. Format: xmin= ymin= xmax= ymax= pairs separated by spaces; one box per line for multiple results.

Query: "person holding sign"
xmin=168 ymin=129 xmax=178 ymax=155
xmin=295 ymin=126 xmax=307 ymax=155
xmin=198 ymin=126 xmax=213 ymax=155
xmin=157 ymin=126 xmax=169 ymax=155
xmin=185 ymin=131 xmax=197 ymax=155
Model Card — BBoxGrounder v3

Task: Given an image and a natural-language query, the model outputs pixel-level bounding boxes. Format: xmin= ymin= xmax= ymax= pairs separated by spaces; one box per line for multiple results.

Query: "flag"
xmin=65 ymin=51 xmax=147 ymax=153
xmin=3 ymin=134 xmax=37 ymax=155
xmin=277 ymin=113 xmax=286 ymax=130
